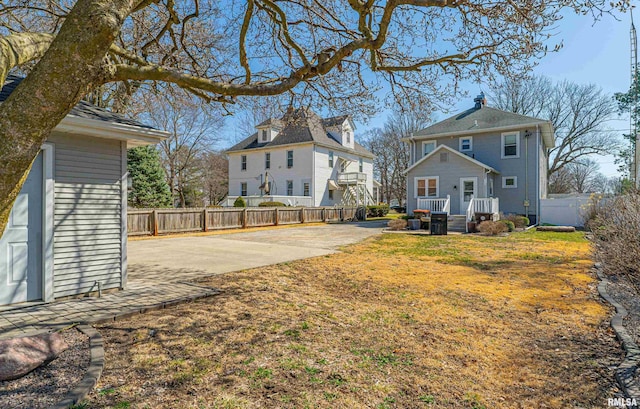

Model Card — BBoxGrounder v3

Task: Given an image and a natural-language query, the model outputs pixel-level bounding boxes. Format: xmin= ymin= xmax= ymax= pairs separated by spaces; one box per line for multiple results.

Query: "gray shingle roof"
xmin=227 ymin=108 xmax=373 ymax=157
xmin=415 ymin=105 xmax=549 ymax=137
xmin=1 ymin=74 xmax=156 ymax=130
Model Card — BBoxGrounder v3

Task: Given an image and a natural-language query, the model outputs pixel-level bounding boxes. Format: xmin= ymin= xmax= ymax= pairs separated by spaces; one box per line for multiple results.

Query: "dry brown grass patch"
xmin=86 ymin=231 xmax=621 ymax=408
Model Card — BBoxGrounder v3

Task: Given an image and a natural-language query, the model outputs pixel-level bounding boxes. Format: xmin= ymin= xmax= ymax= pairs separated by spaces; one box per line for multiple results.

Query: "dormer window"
xmin=346 ymin=132 xmax=351 ymax=144
xmin=261 ymin=129 xmax=267 ymax=142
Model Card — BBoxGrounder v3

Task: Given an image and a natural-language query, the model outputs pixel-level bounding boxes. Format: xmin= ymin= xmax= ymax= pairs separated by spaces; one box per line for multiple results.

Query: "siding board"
xmin=49 ymin=133 xmax=123 ymax=299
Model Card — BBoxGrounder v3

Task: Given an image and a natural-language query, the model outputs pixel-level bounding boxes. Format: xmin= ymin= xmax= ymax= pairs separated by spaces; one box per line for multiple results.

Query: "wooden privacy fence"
xmin=128 ymin=206 xmax=359 ymax=236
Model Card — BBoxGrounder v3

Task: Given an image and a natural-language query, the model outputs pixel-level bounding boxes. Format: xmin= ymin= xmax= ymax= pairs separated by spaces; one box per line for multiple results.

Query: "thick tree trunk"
xmin=0 ymin=0 xmax=133 ymax=235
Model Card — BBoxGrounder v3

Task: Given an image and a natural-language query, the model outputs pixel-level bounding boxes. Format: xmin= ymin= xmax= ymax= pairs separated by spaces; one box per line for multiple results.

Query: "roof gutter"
xmin=55 ymin=115 xmax=169 ymax=147
xmin=411 ymin=121 xmax=554 ymax=148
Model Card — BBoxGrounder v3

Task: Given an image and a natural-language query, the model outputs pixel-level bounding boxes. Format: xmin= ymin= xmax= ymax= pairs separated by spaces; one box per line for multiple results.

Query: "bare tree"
xmin=567 ymin=158 xmax=600 ymax=193
xmin=548 ymin=167 xmax=572 ymax=194
xmin=491 ymin=75 xmax=620 ymax=181
xmin=134 ymin=90 xmax=223 ymax=207
xmin=0 ymin=0 xmax=627 ymax=234
xmin=200 ymin=151 xmax=229 ymax=206
xmin=589 ymin=173 xmax=617 ymax=195
xmin=549 ymin=157 xmax=603 ymax=194
xmin=365 ymin=110 xmax=430 ymax=204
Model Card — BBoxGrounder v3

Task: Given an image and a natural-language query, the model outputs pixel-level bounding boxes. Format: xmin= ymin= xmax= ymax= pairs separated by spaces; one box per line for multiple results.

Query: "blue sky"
xmin=360 ymin=7 xmax=633 ymax=177
xmin=219 ymin=6 xmax=634 ymax=177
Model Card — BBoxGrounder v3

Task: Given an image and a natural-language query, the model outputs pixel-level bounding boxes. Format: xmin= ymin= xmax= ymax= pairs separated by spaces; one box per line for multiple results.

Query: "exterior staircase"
xmin=340 ymin=184 xmax=376 ymax=206
xmin=447 ymin=215 xmax=467 ymax=232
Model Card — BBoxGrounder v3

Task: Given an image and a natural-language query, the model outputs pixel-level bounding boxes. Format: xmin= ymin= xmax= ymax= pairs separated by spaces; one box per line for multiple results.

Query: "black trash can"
xmin=430 ymin=212 xmax=448 ymax=235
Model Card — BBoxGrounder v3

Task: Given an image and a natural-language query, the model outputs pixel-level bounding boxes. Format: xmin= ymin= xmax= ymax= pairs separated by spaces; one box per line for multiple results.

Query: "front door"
xmin=460 ymin=177 xmax=477 ymax=214
xmin=0 ymin=152 xmax=43 ymax=305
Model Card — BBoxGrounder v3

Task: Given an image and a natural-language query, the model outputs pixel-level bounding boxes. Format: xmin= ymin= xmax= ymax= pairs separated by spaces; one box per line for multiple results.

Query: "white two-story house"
xmin=226 ymin=107 xmax=377 ymax=207
xmin=404 ymin=93 xmax=554 ymax=226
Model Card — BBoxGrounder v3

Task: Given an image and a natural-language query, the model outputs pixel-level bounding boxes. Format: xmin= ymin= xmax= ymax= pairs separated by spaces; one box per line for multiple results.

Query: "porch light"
xmin=453 ymin=185 xmax=457 ymax=190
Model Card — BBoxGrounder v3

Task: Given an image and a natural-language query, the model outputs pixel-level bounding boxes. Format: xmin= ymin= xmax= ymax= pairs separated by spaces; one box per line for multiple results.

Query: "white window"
xmin=240 ymin=182 xmax=247 ymax=196
xmin=422 ymin=141 xmax=436 ymax=157
xmin=501 ymin=132 xmax=520 ymax=158
xmin=265 ymin=152 xmax=270 ymax=169
xmin=261 ymin=129 xmax=267 ymax=142
xmin=287 ymin=150 xmax=294 ymax=168
xmin=459 ymin=136 xmax=473 ymax=152
xmin=415 ymin=177 xmax=439 ymax=198
xmin=241 ymin=155 xmax=247 ymax=171
xmin=489 ymin=178 xmax=494 ymax=196
xmin=303 ymin=182 xmax=310 ymax=196
xmin=359 ymin=158 xmax=363 ymax=173
xmin=286 ymin=180 xmax=293 ymax=196
xmin=502 ymin=176 xmax=517 ymax=188
xmin=328 ymin=151 xmax=334 ymax=168
xmin=346 ymin=132 xmax=351 ymax=144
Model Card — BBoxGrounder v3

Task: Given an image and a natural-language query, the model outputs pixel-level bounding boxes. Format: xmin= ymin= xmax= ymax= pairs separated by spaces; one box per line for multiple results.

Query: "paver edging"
xmin=594 ymin=263 xmax=640 ymax=399
xmin=50 ymin=324 xmax=104 ymax=409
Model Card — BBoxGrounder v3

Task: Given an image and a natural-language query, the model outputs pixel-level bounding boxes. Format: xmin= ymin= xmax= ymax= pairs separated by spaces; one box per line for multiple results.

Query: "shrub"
xmin=477 ymin=220 xmax=508 ymax=236
xmin=589 ymin=193 xmax=640 ymax=287
xmin=233 ymin=196 xmax=246 ymax=207
xmin=504 ymin=214 xmax=530 ymax=228
xmin=387 ymin=219 xmax=407 ymax=231
xmin=258 ymin=201 xmax=286 ymax=207
xmin=499 ymin=220 xmax=515 ymax=232
xmin=367 ymin=205 xmax=390 ymax=217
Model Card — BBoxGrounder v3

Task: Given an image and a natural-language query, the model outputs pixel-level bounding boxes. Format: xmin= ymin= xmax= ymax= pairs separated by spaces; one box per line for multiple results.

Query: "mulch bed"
xmin=0 ymin=328 xmax=89 ymax=409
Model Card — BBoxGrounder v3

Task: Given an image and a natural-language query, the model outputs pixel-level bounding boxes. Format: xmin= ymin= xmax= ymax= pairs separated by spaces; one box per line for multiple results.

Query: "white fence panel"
xmin=540 ymin=197 xmax=591 ymax=227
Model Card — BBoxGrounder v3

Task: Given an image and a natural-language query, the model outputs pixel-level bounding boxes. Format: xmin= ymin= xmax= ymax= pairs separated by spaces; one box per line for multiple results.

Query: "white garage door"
xmin=0 ymin=152 xmax=43 ymax=305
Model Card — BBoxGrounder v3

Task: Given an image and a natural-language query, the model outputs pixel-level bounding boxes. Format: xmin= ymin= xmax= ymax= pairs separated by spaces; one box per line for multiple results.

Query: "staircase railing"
xmin=443 ymin=195 xmax=451 ymax=214
xmin=465 ymin=195 xmax=475 ymax=233
xmin=473 ymin=197 xmax=499 ymax=214
xmin=340 ymin=184 xmax=376 ymax=206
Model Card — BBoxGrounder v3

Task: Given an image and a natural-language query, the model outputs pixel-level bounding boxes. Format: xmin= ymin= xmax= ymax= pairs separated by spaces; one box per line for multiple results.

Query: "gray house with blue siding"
xmin=404 ymin=94 xmax=554 ymax=226
xmin=0 ymin=76 xmax=167 ymax=307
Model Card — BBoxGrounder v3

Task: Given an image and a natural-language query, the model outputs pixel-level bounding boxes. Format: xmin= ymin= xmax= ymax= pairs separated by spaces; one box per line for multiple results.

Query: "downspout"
xmin=524 ymin=130 xmax=530 ymax=217
xmin=312 ymin=144 xmax=316 ymax=206
xmin=536 ymin=124 xmax=541 ymax=225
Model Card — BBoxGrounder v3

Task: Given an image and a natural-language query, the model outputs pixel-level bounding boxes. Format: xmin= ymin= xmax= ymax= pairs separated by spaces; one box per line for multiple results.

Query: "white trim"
xmin=120 ymin=141 xmax=128 ymax=290
xmin=41 ymin=143 xmax=55 ymax=303
xmin=55 ymin=115 xmax=169 ymax=147
xmin=460 ymin=177 xmax=478 ymax=212
xmin=405 ymin=144 xmax=498 ymax=174
xmin=501 ymin=131 xmax=520 ymax=159
xmin=414 ymin=176 xmax=439 ymax=198
xmin=422 ymin=140 xmax=436 ymax=157
xmin=459 ymin=136 xmax=473 ymax=152
xmin=227 ymin=141 xmax=375 ymax=159
xmin=502 ymin=176 xmax=518 ymax=188
xmin=408 ymin=121 xmax=555 ymax=148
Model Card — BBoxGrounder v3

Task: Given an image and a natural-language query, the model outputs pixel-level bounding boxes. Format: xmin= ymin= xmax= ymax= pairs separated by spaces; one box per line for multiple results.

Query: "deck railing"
xmin=225 ymin=195 xmax=314 ymax=207
xmin=416 ymin=195 xmax=450 ymax=214
xmin=127 ymin=206 xmax=358 ymax=236
xmin=473 ymin=197 xmax=499 ymax=215
xmin=337 ymin=172 xmax=367 ymax=184
xmin=465 ymin=196 xmax=500 ymax=232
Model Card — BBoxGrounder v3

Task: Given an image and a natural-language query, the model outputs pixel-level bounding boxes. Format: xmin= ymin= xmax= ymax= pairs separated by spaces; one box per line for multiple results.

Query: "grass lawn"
xmin=86 ymin=231 xmax=621 ymax=409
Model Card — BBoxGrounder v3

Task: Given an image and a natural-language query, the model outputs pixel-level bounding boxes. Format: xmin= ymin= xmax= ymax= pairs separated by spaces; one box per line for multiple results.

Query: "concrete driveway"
xmin=127 ymin=221 xmax=386 ymax=283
